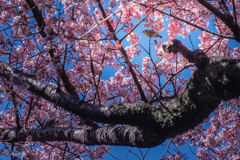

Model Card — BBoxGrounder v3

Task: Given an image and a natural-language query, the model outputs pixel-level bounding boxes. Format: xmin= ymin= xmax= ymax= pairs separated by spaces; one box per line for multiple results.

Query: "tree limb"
xmin=3 ymin=126 xmax=150 ymax=147
xmin=163 ymin=39 xmax=210 ymax=68
xmin=97 ymin=2 xmax=148 ymax=102
xmin=1 ymin=42 xmax=240 ymax=147
xmin=25 ymin=0 xmax=79 ymax=98
xmin=197 ymin=0 xmax=240 ymax=42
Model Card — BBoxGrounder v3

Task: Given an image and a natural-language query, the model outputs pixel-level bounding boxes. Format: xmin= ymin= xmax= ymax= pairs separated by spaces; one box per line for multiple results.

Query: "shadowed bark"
xmin=3 ymin=126 xmax=146 ymax=147
xmin=1 ymin=40 xmax=240 ymax=147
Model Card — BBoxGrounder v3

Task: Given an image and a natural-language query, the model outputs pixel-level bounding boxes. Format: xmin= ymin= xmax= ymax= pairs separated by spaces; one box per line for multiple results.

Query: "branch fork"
xmin=163 ymin=39 xmax=210 ymax=68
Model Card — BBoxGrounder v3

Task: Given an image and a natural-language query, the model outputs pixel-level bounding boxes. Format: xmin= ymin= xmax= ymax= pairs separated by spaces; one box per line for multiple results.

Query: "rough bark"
xmin=1 ymin=49 xmax=240 ymax=147
xmin=3 ymin=126 xmax=145 ymax=147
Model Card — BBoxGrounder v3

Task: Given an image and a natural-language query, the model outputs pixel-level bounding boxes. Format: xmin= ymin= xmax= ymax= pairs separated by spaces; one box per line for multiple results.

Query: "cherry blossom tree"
xmin=0 ymin=0 xmax=240 ymax=159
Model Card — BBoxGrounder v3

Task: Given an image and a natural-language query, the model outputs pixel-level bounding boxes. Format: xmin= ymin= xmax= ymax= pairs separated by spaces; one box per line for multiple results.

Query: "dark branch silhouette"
xmin=1 ymin=40 xmax=240 ymax=147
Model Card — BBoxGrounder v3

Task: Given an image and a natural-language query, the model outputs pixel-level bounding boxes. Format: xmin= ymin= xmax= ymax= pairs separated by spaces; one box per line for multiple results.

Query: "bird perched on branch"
xmin=143 ymin=30 xmax=162 ymax=38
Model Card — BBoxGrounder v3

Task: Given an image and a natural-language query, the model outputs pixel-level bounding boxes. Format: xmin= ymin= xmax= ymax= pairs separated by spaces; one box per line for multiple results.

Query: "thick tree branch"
xmin=232 ymin=0 xmax=238 ymax=24
xmin=163 ymin=39 xmax=210 ymax=68
xmin=25 ymin=0 xmax=46 ymax=37
xmin=0 ymin=60 xmax=153 ymax=127
xmin=1 ymin=45 xmax=240 ymax=147
xmin=3 ymin=126 xmax=151 ymax=147
xmin=218 ymin=0 xmax=230 ymax=15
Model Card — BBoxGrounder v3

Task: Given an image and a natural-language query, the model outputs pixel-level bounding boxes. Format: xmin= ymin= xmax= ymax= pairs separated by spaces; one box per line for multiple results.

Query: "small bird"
xmin=143 ymin=30 xmax=162 ymax=38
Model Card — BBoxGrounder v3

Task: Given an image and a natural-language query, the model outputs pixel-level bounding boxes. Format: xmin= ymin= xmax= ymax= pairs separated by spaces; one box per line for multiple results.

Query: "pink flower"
xmin=109 ymin=0 xmax=115 ymax=7
xmin=146 ymin=2 xmax=152 ymax=8
xmin=48 ymin=60 xmax=62 ymax=75
xmin=86 ymin=0 xmax=98 ymax=6
xmin=9 ymin=73 xmax=30 ymax=92
xmin=0 ymin=31 xmax=4 ymax=41
xmin=58 ymin=28 xmax=75 ymax=44
xmin=118 ymin=0 xmax=133 ymax=10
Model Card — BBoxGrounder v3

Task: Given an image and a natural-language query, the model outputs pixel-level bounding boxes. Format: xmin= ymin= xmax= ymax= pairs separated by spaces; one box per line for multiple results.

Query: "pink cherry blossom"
xmin=0 ymin=0 xmax=240 ymax=159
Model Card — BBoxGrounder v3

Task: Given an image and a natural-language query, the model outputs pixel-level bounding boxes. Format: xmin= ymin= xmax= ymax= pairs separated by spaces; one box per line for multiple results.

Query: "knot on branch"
xmin=162 ymin=39 xmax=181 ymax=54
xmin=2 ymin=128 xmax=17 ymax=141
xmin=163 ymin=39 xmax=210 ymax=69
